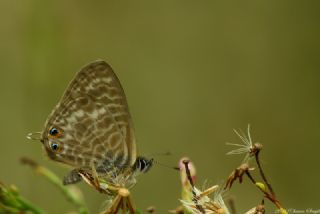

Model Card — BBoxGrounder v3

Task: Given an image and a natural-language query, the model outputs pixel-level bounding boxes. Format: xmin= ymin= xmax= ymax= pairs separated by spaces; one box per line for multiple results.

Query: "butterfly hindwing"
xmin=40 ymin=61 xmax=137 ymax=175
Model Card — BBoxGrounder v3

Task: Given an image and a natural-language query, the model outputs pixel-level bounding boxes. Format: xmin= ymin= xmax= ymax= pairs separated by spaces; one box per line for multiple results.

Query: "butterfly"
xmin=28 ymin=60 xmax=153 ymax=190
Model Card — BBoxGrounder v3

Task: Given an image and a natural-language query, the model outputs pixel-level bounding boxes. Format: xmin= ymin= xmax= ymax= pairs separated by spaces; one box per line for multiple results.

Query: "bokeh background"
xmin=1 ymin=1 xmax=320 ymax=213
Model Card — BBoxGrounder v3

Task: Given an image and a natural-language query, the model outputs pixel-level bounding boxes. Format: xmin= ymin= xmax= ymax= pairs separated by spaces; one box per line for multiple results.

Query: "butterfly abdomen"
xmin=133 ymin=156 xmax=153 ymax=174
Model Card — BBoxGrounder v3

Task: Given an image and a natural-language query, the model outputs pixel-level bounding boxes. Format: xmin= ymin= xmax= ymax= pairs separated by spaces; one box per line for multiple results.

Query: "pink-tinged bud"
xmin=178 ymin=157 xmax=197 ymax=204
xmin=178 ymin=157 xmax=197 ymax=187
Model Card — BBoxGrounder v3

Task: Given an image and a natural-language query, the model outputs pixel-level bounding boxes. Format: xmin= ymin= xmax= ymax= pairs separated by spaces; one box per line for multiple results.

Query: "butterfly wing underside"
xmin=41 ymin=60 xmax=137 ymax=177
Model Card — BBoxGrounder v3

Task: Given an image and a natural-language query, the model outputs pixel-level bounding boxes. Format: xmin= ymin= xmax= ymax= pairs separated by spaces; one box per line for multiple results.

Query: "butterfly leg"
xmin=63 ymin=168 xmax=83 ymax=185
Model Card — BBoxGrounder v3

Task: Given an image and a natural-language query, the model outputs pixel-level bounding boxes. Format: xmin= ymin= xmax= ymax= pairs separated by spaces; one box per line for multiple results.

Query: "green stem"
xmin=38 ymin=166 xmax=88 ymax=214
xmin=21 ymin=157 xmax=89 ymax=214
xmin=15 ymin=195 xmax=44 ymax=214
xmin=0 ymin=182 xmax=44 ymax=214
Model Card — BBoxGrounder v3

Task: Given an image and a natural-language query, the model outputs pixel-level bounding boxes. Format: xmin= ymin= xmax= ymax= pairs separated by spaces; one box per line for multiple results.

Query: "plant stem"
xmin=15 ymin=195 xmax=44 ymax=214
xmin=255 ymin=152 xmax=275 ymax=197
xmin=21 ymin=157 xmax=89 ymax=214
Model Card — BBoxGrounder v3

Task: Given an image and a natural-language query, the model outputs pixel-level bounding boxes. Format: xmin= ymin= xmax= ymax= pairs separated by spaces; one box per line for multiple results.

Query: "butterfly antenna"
xmin=152 ymin=159 xmax=180 ymax=171
xmin=140 ymin=151 xmax=178 ymax=171
xmin=145 ymin=151 xmax=172 ymax=157
xmin=26 ymin=132 xmax=42 ymax=141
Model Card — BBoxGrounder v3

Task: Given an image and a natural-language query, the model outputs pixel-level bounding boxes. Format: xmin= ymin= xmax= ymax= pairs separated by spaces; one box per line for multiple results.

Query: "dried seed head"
xmin=146 ymin=206 xmax=156 ymax=214
xmin=226 ymin=124 xmax=263 ymax=163
xmin=250 ymin=143 xmax=263 ymax=156
xmin=225 ymin=163 xmax=254 ymax=190
xmin=239 ymin=163 xmax=250 ymax=171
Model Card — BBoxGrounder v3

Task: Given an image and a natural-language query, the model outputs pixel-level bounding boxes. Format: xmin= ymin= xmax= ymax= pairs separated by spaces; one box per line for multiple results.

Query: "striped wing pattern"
xmin=40 ymin=60 xmax=137 ymax=178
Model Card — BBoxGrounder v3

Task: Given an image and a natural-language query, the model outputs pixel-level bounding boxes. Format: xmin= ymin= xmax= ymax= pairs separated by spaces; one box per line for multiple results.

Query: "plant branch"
xmin=20 ymin=157 xmax=89 ymax=214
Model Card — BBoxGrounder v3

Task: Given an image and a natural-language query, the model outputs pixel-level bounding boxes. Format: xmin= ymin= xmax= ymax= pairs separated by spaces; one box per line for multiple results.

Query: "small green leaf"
xmin=255 ymin=182 xmax=266 ymax=191
xmin=279 ymin=207 xmax=288 ymax=214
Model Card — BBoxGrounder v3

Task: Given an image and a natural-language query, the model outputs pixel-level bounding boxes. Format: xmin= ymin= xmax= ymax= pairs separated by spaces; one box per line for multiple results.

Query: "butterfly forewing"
xmin=41 ymin=61 xmax=137 ymax=175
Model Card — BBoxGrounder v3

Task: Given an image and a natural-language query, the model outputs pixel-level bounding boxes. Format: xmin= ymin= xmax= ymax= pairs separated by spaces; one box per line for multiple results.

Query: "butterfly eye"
xmin=49 ymin=127 xmax=59 ymax=136
xmin=50 ymin=143 xmax=59 ymax=151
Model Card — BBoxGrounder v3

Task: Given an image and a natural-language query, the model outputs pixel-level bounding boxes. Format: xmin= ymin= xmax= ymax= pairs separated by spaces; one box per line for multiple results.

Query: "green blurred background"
xmin=1 ymin=1 xmax=319 ymax=213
